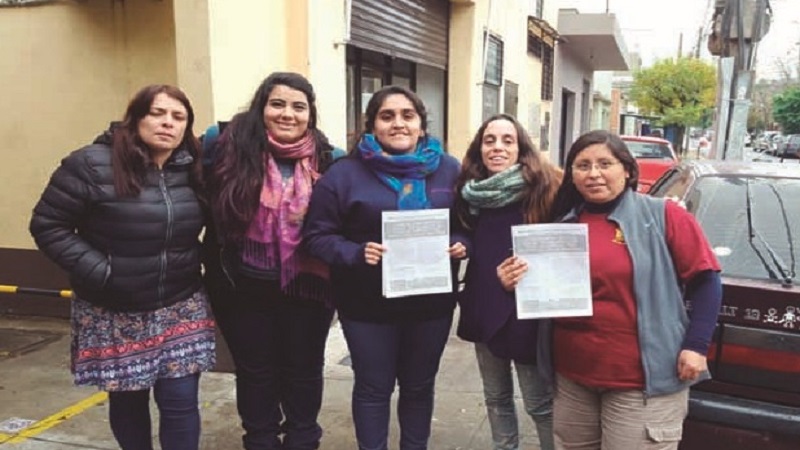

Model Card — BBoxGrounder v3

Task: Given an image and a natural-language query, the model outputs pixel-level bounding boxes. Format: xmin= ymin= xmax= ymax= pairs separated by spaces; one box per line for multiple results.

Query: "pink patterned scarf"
xmin=241 ymin=131 xmax=329 ymax=296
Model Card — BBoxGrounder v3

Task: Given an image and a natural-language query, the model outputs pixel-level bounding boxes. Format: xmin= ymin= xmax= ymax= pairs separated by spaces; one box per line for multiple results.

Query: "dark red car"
xmin=649 ymin=161 xmax=800 ymax=450
xmin=622 ymin=135 xmax=679 ymax=193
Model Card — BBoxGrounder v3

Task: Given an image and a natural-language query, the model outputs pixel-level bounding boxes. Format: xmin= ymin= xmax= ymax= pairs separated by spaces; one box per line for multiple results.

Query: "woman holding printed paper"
xmin=498 ymin=130 xmax=721 ymax=450
xmin=303 ymin=85 xmax=467 ymax=450
xmin=454 ymin=114 xmax=561 ymax=450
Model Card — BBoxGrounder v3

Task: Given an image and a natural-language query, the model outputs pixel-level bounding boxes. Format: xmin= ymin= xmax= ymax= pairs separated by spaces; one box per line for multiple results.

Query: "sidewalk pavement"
xmin=0 ymin=314 xmax=543 ymax=449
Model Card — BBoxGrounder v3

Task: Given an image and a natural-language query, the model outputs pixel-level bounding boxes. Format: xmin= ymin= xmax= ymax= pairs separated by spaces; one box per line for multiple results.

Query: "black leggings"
xmin=214 ymin=277 xmax=334 ymax=450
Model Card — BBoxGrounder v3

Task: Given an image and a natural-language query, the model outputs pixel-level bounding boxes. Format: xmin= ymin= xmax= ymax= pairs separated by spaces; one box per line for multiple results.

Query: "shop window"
xmin=528 ymin=34 xmax=554 ymax=101
xmin=541 ymin=43 xmax=554 ymax=101
xmin=346 ymin=46 xmax=418 ymax=148
xmin=484 ymin=34 xmax=503 ymax=86
xmin=504 ymin=81 xmax=518 ymax=117
xmin=482 ymin=34 xmax=503 ymax=120
xmin=482 ymin=85 xmax=500 ymax=121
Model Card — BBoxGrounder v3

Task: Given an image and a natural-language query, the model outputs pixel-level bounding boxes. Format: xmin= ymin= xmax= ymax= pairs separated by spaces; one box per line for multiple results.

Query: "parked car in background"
xmin=775 ymin=134 xmax=800 ymax=159
xmin=765 ymin=134 xmax=783 ymax=156
xmin=754 ymin=131 xmax=781 ymax=153
xmin=621 ymin=135 xmax=678 ymax=193
xmin=648 ymin=161 xmax=800 ymax=450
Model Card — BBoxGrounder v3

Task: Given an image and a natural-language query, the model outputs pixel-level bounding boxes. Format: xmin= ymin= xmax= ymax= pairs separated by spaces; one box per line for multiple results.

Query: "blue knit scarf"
xmin=357 ymin=134 xmax=443 ymax=210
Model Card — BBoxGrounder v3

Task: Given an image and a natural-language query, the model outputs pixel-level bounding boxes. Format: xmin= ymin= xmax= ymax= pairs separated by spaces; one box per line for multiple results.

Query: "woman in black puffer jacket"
xmin=30 ymin=85 xmax=214 ymax=450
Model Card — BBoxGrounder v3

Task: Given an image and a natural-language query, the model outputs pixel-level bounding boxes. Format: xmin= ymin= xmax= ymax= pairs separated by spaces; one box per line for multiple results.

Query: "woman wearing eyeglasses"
xmin=498 ymin=130 xmax=722 ymax=449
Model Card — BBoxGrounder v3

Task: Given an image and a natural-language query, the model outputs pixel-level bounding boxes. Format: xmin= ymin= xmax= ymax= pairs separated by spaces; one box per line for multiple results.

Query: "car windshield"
xmin=688 ymin=175 xmax=800 ymax=282
xmin=625 ymin=141 xmax=673 ymax=159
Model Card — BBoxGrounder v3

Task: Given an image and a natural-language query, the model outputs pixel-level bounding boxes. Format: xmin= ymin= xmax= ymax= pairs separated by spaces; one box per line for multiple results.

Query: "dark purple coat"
xmin=456 ymin=202 xmax=539 ymax=363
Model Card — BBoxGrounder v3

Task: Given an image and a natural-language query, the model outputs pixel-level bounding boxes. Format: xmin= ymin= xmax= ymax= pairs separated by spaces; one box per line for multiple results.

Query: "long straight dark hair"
xmin=209 ymin=72 xmax=332 ymax=240
xmin=455 ymin=114 xmax=562 ymax=229
xmin=111 ymin=84 xmax=203 ymax=197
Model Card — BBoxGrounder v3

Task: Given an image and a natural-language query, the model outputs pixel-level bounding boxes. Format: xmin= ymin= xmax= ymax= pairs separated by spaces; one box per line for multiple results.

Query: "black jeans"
xmin=214 ymin=276 xmax=334 ymax=450
xmin=108 ymin=373 xmax=201 ymax=450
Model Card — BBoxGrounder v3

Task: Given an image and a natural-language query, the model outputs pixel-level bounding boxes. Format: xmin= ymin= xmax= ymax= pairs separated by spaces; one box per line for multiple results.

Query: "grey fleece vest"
xmin=539 ymin=190 xmax=707 ymax=397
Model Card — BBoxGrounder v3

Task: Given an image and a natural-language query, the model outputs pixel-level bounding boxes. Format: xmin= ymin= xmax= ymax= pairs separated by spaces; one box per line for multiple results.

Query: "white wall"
xmin=551 ymin=45 xmax=593 ymax=164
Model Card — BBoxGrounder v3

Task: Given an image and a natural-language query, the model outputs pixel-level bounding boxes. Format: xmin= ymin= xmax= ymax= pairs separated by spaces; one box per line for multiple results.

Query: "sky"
xmin=559 ymin=0 xmax=800 ymax=80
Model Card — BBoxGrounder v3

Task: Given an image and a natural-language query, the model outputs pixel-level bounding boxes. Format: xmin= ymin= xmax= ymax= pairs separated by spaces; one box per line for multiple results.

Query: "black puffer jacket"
xmin=30 ymin=131 xmax=204 ymax=311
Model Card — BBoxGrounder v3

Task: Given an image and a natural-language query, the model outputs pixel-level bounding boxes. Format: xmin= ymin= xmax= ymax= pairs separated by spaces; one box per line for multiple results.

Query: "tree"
xmin=772 ymin=86 xmax=800 ymax=134
xmin=629 ymin=58 xmax=717 ymax=154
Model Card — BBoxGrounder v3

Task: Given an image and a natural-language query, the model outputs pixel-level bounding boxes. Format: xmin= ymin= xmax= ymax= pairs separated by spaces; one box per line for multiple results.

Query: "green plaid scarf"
xmin=461 ymin=164 xmax=526 ymax=215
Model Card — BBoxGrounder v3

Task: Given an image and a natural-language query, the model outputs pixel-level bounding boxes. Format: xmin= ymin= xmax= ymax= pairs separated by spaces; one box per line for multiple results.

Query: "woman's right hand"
xmin=497 ymin=256 xmax=528 ymax=291
xmin=364 ymin=242 xmax=387 ymax=266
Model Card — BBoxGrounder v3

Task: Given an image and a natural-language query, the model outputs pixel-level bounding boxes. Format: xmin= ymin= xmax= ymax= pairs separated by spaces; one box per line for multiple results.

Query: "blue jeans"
xmin=214 ymin=276 xmax=334 ymax=450
xmin=108 ymin=373 xmax=201 ymax=450
xmin=474 ymin=343 xmax=554 ymax=450
xmin=340 ymin=314 xmax=453 ymax=450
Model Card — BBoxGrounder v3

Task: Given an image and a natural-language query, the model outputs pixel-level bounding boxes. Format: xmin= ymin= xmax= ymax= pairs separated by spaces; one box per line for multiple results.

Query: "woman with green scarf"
xmin=454 ymin=114 xmax=562 ymax=450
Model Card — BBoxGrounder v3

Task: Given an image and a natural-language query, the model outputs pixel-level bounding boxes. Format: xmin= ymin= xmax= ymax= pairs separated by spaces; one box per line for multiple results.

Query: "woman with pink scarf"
xmin=203 ymin=72 xmax=343 ymax=450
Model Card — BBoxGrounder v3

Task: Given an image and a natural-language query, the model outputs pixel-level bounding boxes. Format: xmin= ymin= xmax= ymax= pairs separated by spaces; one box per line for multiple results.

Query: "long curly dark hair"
xmin=551 ymin=129 xmax=639 ymax=220
xmin=455 ymin=114 xmax=562 ymax=229
xmin=209 ymin=72 xmax=332 ymax=240
xmin=112 ymin=84 xmax=203 ymax=198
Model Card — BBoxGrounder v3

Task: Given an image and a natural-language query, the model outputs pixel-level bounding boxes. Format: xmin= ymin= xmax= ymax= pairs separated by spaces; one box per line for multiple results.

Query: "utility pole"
xmin=694 ymin=27 xmax=704 ymax=58
xmin=707 ymin=0 xmax=771 ymax=160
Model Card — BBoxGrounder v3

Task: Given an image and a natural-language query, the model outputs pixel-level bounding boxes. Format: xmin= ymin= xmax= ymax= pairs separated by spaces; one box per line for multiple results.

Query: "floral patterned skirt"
xmin=70 ymin=289 xmax=216 ymax=392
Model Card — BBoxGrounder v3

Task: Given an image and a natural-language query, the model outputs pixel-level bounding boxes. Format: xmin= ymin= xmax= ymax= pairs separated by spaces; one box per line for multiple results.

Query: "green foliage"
xmin=772 ymin=87 xmax=800 ymax=134
xmin=629 ymin=58 xmax=717 ymax=127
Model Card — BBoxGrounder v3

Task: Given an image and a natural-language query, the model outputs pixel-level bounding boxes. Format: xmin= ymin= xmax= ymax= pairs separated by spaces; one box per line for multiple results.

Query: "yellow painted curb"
xmin=0 ymin=392 xmax=108 ymax=444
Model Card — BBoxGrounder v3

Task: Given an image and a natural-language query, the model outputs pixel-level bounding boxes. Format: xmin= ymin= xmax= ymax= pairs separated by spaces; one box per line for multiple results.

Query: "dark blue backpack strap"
xmin=200 ymin=121 xmax=228 ymax=168
xmin=331 ymin=147 xmax=346 ymax=160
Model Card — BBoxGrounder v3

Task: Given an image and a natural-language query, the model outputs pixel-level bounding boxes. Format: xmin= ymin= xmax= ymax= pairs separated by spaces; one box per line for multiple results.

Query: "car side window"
xmin=649 ymin=168 xmax=688 ymax=198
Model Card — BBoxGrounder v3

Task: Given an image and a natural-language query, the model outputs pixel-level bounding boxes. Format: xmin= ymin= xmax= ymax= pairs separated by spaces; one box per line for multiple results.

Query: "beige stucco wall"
xmin=174 ymin=0 xmax=213 ymax=130
xmin=1 ymin=0 xmax=177 ymax=249
xmin=447 ymin=0 xmax=537 ymax=158
xmin=306 ymin=0 xmax=348 ymax=148
xmin=448 ymin=2 xmax=480 ymax=158
xmin=187 ymin=0 xmax=347 ymax=148
xmin=203 ymin=0 xmax=291 ymax=122
xmin=4 ymin=0 xmax=547 ymax=251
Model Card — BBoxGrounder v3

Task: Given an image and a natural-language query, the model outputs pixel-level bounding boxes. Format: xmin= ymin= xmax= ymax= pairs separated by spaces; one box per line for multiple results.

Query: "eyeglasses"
xmin=571 ymin=160 xmax=620 ymax=173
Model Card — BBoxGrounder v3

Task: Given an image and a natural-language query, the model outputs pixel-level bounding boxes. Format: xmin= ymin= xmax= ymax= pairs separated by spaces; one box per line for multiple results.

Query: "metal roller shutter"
xmin=350 ymin=0 xmax=449 ymax=69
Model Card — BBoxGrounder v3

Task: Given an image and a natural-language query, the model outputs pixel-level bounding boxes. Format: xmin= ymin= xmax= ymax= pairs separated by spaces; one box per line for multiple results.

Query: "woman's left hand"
xmin=677 ymin=349 xmax=708 ymax=381
xmin=448 ymin=242 xmax=467 ymax=259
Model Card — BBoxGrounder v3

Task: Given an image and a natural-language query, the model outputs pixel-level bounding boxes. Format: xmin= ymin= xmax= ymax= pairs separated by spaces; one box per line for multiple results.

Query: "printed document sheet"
xmin=382 ymin=209 xmax=452 ymax=298
xmin=511 ymin=223 xmax=593 ymax=319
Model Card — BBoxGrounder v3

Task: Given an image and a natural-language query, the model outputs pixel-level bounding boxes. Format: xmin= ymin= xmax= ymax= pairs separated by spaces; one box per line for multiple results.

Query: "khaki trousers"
xmin=553 ymin=375 xmax=688 ymax=450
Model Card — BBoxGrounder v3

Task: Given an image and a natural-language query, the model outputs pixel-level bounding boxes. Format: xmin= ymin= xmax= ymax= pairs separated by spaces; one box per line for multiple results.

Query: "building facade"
xmin=551 ymin=6 xmax=629 ymax=164
xmin=2 ymin=0 xmax=565 ymax=313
